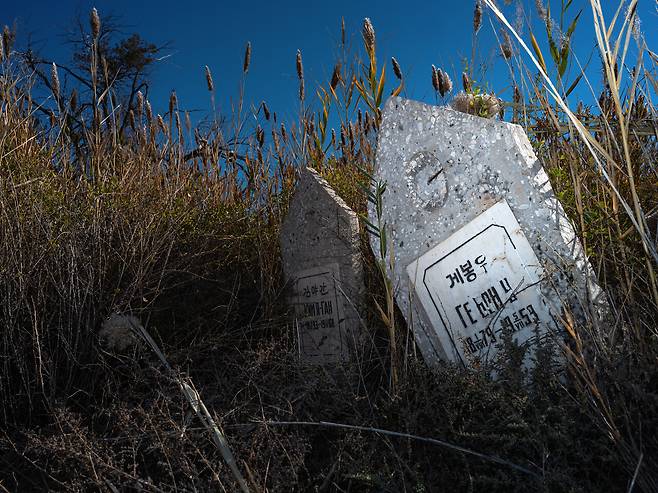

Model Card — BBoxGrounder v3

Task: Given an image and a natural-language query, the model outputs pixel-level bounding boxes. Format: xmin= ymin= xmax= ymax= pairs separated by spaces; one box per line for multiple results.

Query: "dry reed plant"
xmin=484 ymin=0 xmax=658 ymax=489
xmin=0 ymin=3 xmax=657 ymax=491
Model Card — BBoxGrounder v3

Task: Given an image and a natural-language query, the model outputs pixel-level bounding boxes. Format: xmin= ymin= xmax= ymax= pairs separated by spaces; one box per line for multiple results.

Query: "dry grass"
xmin=0 ymin=2 xmax=657 ymax=491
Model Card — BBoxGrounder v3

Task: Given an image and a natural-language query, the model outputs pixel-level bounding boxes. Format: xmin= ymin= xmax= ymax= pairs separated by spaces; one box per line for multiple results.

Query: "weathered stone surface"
xmin=370 ymin=97 xmax=605 ymax=367
xmin=280 ymin=167 xmax=364 ymax=363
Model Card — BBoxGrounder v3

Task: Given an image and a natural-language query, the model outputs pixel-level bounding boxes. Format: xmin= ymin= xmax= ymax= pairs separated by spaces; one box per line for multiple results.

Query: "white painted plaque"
xmin=291 ymin=263 xmax=346 ymax=361
xmin=406 ymin=200 xmax=556 ymax=366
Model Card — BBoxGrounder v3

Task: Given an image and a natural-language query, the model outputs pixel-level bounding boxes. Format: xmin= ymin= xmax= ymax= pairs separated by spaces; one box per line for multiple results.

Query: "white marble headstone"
xmin=371 ymin=97 xmax=605 ymax=367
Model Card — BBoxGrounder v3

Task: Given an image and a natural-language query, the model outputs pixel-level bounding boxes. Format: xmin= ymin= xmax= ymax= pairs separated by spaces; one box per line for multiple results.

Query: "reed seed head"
xmin=473 ymin=1 xmax=482 ymax=34
xmin=204 ymin=65 xmax=214 ymax=92
xmin=439 ymin=69 xmax=453 ymax=96
xmin=69 ymin=89 xmax=78 ymax=112
xmin=272 ymin=129 xmax=280 ymax=154
xmin=256 ymin=125 xmax=264 ymax=147
xmin=261 ymin=101 xmax=270 ymax=121
xmin=101 ymin=56 xmax=109 ymax=83
xmin=2 ymin=26 xmax=14 ymax=60
xmin=391 ymin=57 xmax=402 ymax=80
xmin=50 ymin=63 xmax=60 ymax=101
xmin=243 ymin=41 xmax=251 ymax=73
xmin=157 ymin=114 xmax=166 ymax=133
xmin=362 ymin=18 xmax=375 ymax=55
xmin=535 ymin=0 xmax=548 ymax=20
xmin=175 ymin=111 xmax=182 ymax=137
xmin=514 ymin=1 xmax=524 ymax=33
xmin=296 ymin=49 xmax=304 ymax=80
xmin=462 ymin=72 xmax=472 ymax=93
xmin=90 ymin=8 xmax=101 ymax=39
xmin=431 ymin=65 xmax=440 ymax=93
xmin=169 ymin=90 xmax=177 ymax=116
xmin=500 ymin=30 xmax=513 ymax=60
xmin=145 ymin=100 xmax=153 ymax=123
xmin=185 ymin=111 xmax=191 ymax=133
xmin=341 ymin=17 xmax=345 ymax=46
xmin=136 ymin=90 xmax=144 ymax=114
xmin=631 ymin=9 xmax=641 ymax=43
xmin=330 ymin=63 xmax=341 ymax=90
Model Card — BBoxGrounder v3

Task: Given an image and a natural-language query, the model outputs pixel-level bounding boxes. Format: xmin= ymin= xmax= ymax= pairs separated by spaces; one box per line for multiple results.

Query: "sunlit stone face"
xmin=371 ymin=97 xmax=606 ymax=367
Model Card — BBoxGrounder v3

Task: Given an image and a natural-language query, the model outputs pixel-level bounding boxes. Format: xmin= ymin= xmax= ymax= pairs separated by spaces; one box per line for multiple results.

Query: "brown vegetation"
xmin=0 ymin=2 xmax=657 ymax=491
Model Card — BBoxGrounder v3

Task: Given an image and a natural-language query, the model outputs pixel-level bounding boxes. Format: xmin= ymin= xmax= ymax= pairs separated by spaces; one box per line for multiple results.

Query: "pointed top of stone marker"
xmin=280 ymin=167 xmax=365 ymax=364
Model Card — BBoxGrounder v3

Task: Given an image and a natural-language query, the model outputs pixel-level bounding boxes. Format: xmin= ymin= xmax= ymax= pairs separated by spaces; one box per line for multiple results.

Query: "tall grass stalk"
xmin=486 ymin=1 xmax=658 ymax=489
xmin=484 ymin=0 xmax=658 ymax=272
xmin=129 ymin=320 xmax=251 ymax=493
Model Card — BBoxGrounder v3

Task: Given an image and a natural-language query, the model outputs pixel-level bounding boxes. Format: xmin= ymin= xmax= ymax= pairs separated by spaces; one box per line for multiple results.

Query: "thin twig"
xmin=628 ymin=452 xmax=643 ymax=493
xmin=258 ymin=420 xmax=541 ymax=479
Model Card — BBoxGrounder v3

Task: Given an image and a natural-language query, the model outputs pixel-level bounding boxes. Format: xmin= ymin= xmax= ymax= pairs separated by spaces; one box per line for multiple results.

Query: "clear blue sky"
xmin=3 ymin=1 xmax=658 ymax=125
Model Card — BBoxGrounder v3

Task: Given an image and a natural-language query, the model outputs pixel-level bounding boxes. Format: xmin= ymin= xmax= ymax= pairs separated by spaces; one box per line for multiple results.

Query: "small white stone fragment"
xmin=99 ymin=313 xmax=142 ymax=352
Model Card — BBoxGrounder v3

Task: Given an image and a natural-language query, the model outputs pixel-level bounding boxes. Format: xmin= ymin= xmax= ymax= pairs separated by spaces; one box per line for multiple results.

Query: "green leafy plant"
xmin=359 ymin=167 xmax=399 ymax=391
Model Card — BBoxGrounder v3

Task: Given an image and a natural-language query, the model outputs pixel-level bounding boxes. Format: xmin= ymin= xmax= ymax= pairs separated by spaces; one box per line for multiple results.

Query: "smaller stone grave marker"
xmin=280 ymin=167 xmax=364 ymax=363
